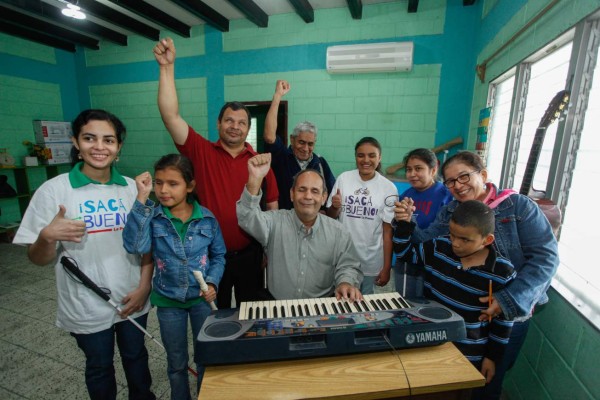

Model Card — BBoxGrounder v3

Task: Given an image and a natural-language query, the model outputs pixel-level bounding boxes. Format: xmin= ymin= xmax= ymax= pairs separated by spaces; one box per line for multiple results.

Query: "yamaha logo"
xmin=409 ymin=330 xmax=448 ymax=344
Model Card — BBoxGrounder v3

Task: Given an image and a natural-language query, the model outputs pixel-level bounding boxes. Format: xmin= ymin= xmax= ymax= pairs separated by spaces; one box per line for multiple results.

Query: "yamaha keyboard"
xmin=196 ymin=292 xmax=466 ymax=365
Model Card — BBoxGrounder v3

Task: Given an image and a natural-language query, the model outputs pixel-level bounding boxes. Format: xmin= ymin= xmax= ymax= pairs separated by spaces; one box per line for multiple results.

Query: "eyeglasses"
xmin=384 ymin=194 xmax=400 ymax=208
xmin=443 ymin=170 xmax=480 ymax=188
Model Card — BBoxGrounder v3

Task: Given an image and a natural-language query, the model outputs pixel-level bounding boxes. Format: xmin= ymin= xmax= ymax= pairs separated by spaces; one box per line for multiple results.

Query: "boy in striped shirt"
xmin=393 ymin=199 xmax=516 ymax=391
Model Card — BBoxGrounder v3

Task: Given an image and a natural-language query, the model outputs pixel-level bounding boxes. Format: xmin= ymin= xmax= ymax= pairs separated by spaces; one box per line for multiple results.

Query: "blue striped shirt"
xmin=393 ymin=221 xmax=516 ymax=364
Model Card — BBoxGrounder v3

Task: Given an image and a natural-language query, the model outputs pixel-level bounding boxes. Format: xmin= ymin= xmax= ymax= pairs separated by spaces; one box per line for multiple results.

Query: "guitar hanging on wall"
xmin=518 ymin=89 xmax=569 ymax=235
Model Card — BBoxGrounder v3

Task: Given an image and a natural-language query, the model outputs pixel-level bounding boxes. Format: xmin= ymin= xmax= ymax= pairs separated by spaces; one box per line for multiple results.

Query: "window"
xmin=553 ymin=29 xmax=600 ymax=328
xmin=486 ymin=18 xmax=600 ymax=328
xmin=487 ymin=75 xmax=514 ymax=184
xmin=512 ymin=43 xmax=572 ymax=194
xmin=247 ymin=118 xmax=257 ymax=150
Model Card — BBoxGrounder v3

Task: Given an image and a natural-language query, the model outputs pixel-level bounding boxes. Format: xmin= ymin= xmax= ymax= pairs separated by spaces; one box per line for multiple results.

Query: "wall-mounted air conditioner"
xmin=326 ymin=42 xmax=413 ymax=74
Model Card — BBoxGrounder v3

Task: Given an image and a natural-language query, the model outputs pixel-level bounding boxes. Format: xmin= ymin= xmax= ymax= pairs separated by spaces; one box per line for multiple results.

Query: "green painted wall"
xmin=0 ymin=72 xmax=65 ymax=224
xmin=225 ymin=67 xmax=440 ymax=173
xmin=223 ymin=2 xmax=444 ymax=52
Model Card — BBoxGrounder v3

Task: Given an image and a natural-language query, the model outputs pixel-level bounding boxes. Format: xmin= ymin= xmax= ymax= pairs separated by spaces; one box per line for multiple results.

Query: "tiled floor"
xmin=0 ymin=242 xmax=191 ymax=400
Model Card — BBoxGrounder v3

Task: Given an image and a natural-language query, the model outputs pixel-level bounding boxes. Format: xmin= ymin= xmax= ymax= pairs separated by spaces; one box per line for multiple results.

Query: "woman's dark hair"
xmin=441 ymin=151 xmax=485 ymax=180
xmin=154 ymin=154 xmax=198 ymax=203
xmin=403 ymin=148 xmax=440 ymax=181
xmin=70 ymin=109 xmax=126 ymax=165
xmin=403 ymin=148 xmax=438 ymax=169
xmin=354 ymin=136 xmax=382 ymax=173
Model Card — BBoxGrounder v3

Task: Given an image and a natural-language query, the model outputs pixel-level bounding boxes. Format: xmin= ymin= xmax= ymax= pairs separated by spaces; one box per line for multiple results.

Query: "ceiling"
xmin=0 ymin=0 xmax=477 ymax=53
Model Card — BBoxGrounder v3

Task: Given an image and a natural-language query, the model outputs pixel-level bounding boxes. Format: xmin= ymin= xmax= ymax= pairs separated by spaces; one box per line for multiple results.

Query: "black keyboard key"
xmin=343 ymin=301 xmax=352 ymax=313
xmin=370 ymin=300 xmax=379 ymax=310
xmin=382 ymin=298 xmax=392 ymax=309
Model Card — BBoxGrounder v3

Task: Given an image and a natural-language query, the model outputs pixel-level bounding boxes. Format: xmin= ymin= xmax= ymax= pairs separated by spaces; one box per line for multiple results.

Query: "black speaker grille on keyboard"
xmin=418 ymin=306 xmax=452 ymax=320
xmin=205 ymin=321 xmax=243 ymax=338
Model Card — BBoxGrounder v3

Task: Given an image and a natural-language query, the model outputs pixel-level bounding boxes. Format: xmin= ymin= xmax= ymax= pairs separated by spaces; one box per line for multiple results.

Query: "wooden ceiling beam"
xmin=1 ymin=0 xmax=127 ymax=46
xmin=0 ymin=5 xmax=99 ymax=50
xmin=77 ymin=0 xmax=160 ymax=41
xmin=227 ymin=0 xmax=268 ymax=27
xmin=108 ymin=0 xmax=191 ymax=38
xmin=288 ymin=0 xmax=314 ymax=23
xmin=170 ymin=0 xmax=229 ymax=32
xmin=408 ymin=0 xmax=419 ymax=13
xmin=0 ymin=21 xmax=76 ymax=52
xmin=346 ymin=0 xmax=363 ymax=19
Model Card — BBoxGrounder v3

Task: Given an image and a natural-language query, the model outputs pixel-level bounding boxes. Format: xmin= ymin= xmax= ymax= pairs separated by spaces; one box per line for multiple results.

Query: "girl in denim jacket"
xmin=123 ymin=154 xmax=226 ymax=400
xmin=393 ymin=151 xmax=559 ymax=400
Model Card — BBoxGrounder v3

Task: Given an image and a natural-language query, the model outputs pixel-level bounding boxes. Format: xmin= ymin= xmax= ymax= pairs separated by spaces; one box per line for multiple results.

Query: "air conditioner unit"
xmin=326 ymin=42 xmax=413 ymax=74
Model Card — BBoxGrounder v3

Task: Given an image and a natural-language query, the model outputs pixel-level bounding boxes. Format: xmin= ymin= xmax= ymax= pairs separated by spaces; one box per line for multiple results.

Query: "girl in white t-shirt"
xmin=13 ymin=109 xmax=155 ymax=400
xmin=326 ymin=137 xmax=398 ymax=294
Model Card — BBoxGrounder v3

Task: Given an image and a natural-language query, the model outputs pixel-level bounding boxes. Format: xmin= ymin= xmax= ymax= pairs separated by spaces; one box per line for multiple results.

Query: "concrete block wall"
xmin=503 ymin=289 xmax=600 ymax=399
xmin=0 ymin=68 xmax=64 ymax=225
xmin=225 ymin=67 xmax=440 ymax=175
xmin=222 ymin=1 xmax=445 ymax=52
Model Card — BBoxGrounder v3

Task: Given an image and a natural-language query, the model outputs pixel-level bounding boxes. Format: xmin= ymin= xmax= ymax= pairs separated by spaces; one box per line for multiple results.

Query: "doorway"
xmin=244 ymin=101 xmax=288 ymax=152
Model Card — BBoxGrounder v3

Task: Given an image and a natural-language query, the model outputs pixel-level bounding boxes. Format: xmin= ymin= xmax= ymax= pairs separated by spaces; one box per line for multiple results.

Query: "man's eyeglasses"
xmin=443 ymin=170 xmax=481 ymax=188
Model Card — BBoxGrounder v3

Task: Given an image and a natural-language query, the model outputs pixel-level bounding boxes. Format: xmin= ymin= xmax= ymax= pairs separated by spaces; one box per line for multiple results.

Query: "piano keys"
xmin=238 ymin=292 xmax=412 ymax=320
xmin=196 ymin=293 xmax=466 ymax=365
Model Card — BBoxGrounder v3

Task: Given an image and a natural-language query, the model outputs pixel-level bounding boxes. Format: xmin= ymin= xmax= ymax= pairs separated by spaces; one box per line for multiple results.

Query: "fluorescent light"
xmin=61 ymin=3 xmax=86 ymax=20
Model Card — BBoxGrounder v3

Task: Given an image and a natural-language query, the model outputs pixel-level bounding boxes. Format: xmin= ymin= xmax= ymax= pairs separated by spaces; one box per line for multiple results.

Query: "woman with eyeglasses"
xmin=393 ymin=148 xmax=453 ymax=298
xmin=326 ymin=137 xmax=398 ymax=295
xmin=393 ymin=150 xmax=559 ymax=400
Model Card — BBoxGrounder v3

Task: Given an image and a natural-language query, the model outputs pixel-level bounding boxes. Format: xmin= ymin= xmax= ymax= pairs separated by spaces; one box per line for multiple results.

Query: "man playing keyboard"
xmin=237 ymin=153 xmax=363 ymax=302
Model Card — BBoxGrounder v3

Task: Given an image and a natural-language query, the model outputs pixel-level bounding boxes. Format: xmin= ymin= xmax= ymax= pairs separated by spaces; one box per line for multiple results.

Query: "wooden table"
xmin=198 ymin=342 xmax=485 ymax=400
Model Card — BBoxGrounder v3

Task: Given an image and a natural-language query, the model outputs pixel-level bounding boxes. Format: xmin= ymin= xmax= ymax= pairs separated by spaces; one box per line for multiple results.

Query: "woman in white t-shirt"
xmin=326 ymin=137 xmax=398 ymax=294
xmin=13 ymin=109 xmax=155 ymax=400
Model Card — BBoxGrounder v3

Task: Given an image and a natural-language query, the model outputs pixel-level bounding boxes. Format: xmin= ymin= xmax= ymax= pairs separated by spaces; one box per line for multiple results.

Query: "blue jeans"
xmin=360 ymin=276 xmax=376 ymax=295
xmin=479 ymin=319 xmax=531 ymax=399
xmin=157 ymin=302 xmax=211 ymax=400
xmin=71 ymin=314 xmax=155 ymax=400
xmin=394 ymin=261 xmax=424 ymax=298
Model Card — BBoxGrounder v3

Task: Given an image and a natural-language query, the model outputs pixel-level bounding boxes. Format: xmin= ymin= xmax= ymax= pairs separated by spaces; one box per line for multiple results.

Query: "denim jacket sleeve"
xmin=122 ymin=199 xmax=155 ymax=255
xmin=492 ymin=195 xmax=559 ymax=320
xmin=204 ymin=217 xmax=226 ymax=289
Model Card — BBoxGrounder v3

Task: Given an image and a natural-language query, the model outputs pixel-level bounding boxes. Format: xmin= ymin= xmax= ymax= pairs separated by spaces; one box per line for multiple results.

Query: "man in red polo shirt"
xmin=154 ymin=37 xmax=279 ymax=308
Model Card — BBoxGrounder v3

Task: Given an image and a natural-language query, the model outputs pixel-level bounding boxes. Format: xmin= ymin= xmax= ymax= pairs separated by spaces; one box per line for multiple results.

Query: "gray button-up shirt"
xmin=237 ymin=187 xmax=363 ymax=300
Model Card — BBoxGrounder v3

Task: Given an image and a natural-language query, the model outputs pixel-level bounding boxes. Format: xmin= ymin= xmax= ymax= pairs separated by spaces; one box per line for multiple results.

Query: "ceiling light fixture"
xmin=61 ymin=3 xmax=86 ymax=20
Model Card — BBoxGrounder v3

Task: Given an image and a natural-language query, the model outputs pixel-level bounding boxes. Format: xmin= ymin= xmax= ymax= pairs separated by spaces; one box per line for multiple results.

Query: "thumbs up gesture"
xmin=331 ymin=188 xmax=343 ymax=210
xmin=40 ymin=205 xmax=87 ymax=244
